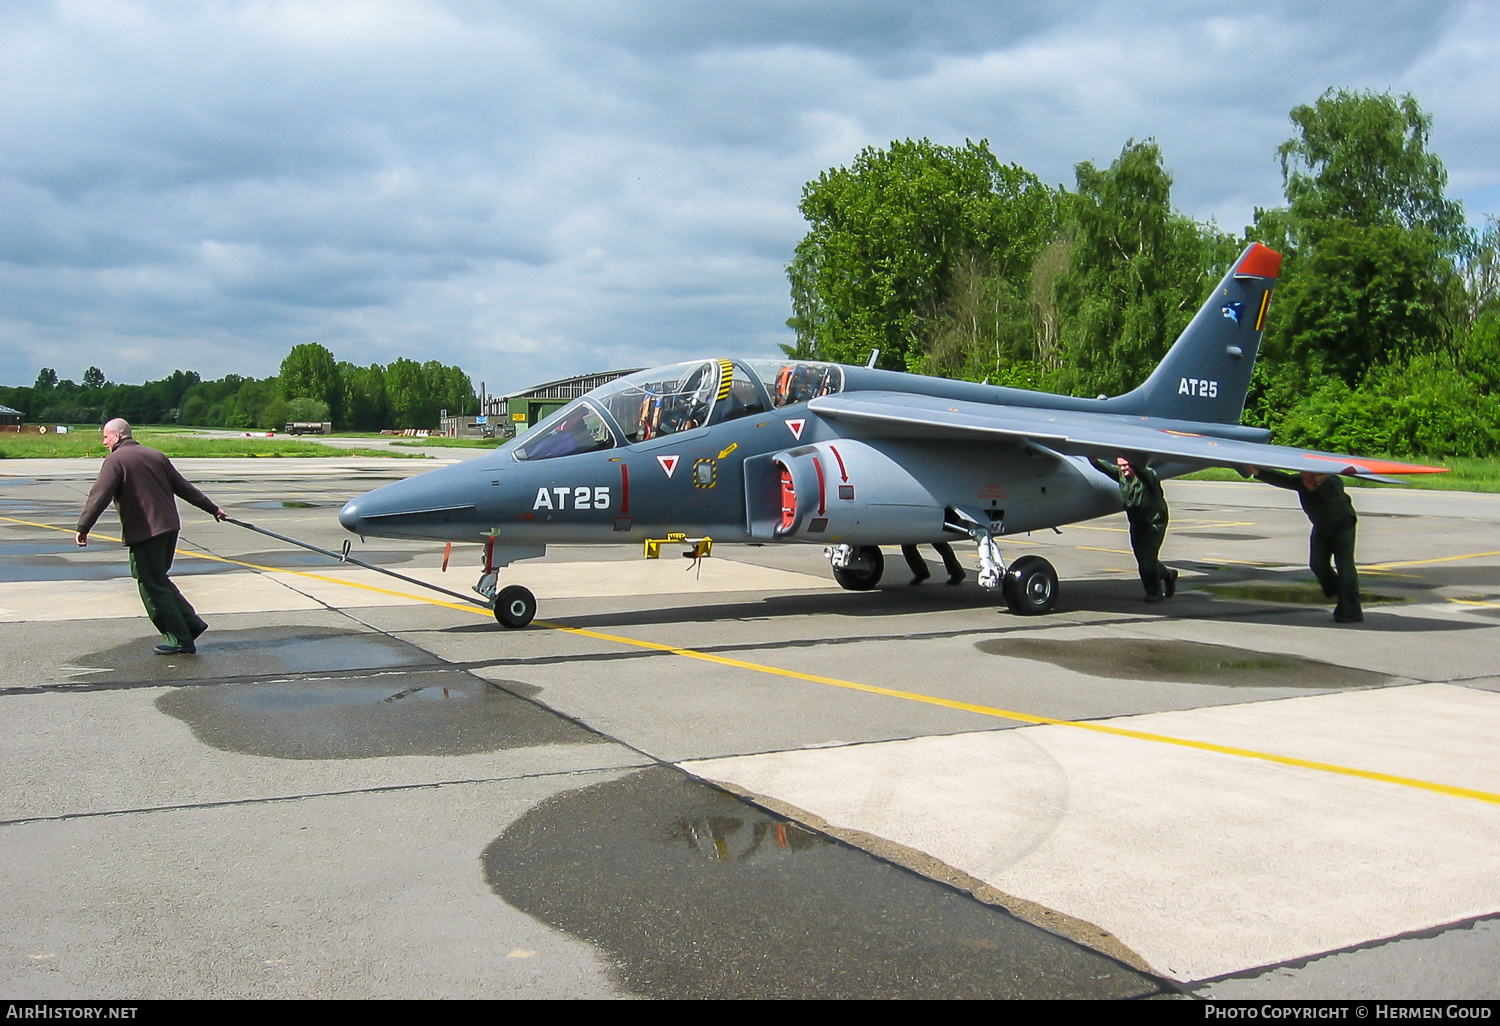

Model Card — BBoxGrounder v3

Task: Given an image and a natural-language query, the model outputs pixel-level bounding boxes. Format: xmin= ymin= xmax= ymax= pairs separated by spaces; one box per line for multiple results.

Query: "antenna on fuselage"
xmin=866 ymin=348 xmax=880 ymax=368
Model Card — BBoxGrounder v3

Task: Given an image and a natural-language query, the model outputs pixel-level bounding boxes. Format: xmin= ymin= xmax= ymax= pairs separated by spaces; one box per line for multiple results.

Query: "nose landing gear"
xmin=492 ymin=584 xmax=537 ymax=628
xmin=475 ymin=537 xmax=540 ymax=628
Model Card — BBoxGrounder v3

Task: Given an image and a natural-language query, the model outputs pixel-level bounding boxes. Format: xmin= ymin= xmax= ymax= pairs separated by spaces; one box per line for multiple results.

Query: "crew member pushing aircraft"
xmin=75 ymin=418 xmax=227 ymax=654
xmin=1246 ymin=466 xmax=1362 ymax=624
xmin=1094 ymin=456 xmax=1177 ymax=603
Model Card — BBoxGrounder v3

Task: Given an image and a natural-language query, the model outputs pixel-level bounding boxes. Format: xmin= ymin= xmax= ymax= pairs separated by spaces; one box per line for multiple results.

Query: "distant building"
xmin=482 ymin=369 xmax=641 ymax=438
xmin=0 ymin=404 xmax=21 ymax=431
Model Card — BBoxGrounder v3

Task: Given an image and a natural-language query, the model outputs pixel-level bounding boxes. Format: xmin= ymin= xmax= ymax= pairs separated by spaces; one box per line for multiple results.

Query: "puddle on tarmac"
xmin=157 ymin=671 xmax=597 ymax=759
xmin=0 ymin=550 xmax=226 ymax=582
xmin=86 ymin=626 xmax=434 ymax=682
xmin=975 ymin=638 xmax=1389 ymax=688
xmin=481 ymin=766 xmax=1160 ymax=999
xmin=1201 ymin=581 xmax=1406 ymax=606
xmin=0 ymin=540 xmax=77 ymax=557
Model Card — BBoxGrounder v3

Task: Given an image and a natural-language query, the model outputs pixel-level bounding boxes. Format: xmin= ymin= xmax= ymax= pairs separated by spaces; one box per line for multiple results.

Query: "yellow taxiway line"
xmin=5 ymin=513 xmax=1499 ymax=806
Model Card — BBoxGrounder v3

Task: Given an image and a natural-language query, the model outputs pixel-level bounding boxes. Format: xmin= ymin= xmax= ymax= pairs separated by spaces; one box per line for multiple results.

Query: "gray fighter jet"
xmin=339 ymin=243 xmax=1443 ymax=627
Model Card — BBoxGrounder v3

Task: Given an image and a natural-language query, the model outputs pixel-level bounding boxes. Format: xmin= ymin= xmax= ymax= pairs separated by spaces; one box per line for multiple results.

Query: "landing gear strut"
xmin=954 ymin=510 xmax=1059 ymax=616
xmin=475 ymin=537 xmax=538 ymax=628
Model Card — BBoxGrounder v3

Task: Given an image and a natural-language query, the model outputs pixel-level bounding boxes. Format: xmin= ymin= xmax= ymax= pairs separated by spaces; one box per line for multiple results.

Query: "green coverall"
xmin=1095 ymin=459 xmax=1172 ymax=598
xmin=1255 ymin=469 xmax=1361 ymax=621
xmin=128 ymin=530 xmax=207 ymax=648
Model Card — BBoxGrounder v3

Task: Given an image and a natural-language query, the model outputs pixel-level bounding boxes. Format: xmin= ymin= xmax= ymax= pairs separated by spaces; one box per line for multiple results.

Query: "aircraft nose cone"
xmin=338 ymin=499 xmax=364 ymax=534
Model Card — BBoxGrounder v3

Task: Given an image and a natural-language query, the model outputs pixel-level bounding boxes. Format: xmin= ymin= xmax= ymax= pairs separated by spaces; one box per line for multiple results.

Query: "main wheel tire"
xmin=1001 ymin=555 xmax=1058 ymax=615
xmin=831 ymin=545 xmax=884 ymax=591
xmin=493 ymin=584 xmax=537 ymax=628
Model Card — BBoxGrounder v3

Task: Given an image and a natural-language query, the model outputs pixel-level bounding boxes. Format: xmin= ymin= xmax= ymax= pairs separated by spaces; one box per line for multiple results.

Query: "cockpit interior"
xmin=513 ymin=359 xmax=844 ymax=461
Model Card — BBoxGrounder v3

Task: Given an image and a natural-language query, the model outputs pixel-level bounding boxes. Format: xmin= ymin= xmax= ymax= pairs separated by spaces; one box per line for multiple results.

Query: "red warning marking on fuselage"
xmin=786 ymin=418 xmax=805 ymax=440
xmin=829 ymin=445 xmax=848 ymax=482
xmin=657 ymin=455 xmax=680 ymax=478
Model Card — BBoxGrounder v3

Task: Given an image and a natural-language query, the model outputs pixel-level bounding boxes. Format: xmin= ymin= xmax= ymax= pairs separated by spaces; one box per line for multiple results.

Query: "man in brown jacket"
xmin=75 ymin=419 xmax=227 ymax=654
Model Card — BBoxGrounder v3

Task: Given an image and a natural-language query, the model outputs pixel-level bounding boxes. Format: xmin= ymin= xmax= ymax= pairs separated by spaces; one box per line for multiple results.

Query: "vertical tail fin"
xmin=1114 ymin=242 xmax=1281 ymax=424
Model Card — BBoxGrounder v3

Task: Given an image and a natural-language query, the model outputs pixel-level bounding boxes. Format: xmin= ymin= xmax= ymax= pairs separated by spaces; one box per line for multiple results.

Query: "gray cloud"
xmin=0 ymin=0 xmax=1495 ymax=397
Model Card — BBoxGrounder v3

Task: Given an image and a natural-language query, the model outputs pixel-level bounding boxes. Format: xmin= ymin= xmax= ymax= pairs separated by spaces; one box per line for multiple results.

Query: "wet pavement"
xmin=484 ymin=766 xmax=1166 ymax=999
xmin=973 ymin=636 xmax=1390 ymax=688
xmin=2 ymin=457 xmax=1499 ymax=998
xmin=159 ymin=670 xmax=601 ymax=759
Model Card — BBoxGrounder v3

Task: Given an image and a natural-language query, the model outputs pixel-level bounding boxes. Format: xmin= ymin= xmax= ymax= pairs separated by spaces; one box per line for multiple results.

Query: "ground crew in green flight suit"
xmin=1093 ymin=456 xmax=1177 ymax=602
xmin=1247 ymin=466 xmax=1362 ymax=623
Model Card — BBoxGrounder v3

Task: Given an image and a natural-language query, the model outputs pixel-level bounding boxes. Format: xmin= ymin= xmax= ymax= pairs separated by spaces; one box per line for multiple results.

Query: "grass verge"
xmin=0 ymin=427 xmax=426 ymax=459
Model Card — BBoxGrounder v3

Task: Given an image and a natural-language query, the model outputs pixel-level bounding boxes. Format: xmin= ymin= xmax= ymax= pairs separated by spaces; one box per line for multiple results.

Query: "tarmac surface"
xmin=2 ymin=454 xmax=1499 ymax=999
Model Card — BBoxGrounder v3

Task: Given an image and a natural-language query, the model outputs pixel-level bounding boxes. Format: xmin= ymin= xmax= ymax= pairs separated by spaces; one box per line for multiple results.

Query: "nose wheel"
xmin=493 ymin=584 xmax=537 ymax=628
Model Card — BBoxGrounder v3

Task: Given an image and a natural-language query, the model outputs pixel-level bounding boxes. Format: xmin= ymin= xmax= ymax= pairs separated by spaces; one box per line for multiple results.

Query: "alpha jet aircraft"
xmin=338 ymin=242 xmax=1443 ymax=627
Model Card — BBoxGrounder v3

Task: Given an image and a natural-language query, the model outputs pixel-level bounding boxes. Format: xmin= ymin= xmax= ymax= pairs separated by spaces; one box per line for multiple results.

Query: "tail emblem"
xmin=1221 ymin=302 xmax=1243 ymax=325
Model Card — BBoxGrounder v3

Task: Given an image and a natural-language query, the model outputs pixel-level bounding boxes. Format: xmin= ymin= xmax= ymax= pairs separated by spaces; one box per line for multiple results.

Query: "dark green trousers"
xmin=1128 ymin=515 xmax=1170 ymax=596
xmin=1310 ymin=522 xmax=1360 ymax=619
xmin=129 ymin=531 xmax=205 ymax=647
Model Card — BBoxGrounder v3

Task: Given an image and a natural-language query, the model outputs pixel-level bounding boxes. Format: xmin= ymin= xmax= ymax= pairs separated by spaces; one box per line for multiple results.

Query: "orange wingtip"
xmin=1306 ymin=455 xmax=1449 ymax=475
xmin=1235 ymin=242 xmax=1282 ymax=279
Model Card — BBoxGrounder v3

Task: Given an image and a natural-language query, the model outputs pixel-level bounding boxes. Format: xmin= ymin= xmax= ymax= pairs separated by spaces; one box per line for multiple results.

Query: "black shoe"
xmin=1144 ymin=593 xmax=1165 ymax=604
xmin=154 ymin=642 xmax=197 ymax=655
xmin=908 ymin=573 xmax=930 ymax=586
xmin=1164 ymin=568 xmax=1178 ymax=598
xmin=946 ymin=571 xmax=966 ymax=585
xmin=189 ymin=621 xmax=208 ymax=640
xmin=1333 ymin=611 xmax=1363 ymax=624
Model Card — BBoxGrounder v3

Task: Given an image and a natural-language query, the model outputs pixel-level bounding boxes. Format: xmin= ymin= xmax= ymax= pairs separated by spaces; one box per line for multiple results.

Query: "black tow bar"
xmin=223 ymin=517 xmax=492 ymax=610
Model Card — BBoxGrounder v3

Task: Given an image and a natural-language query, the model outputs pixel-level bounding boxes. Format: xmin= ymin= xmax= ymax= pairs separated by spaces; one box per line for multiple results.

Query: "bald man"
xmin=76 ymin=419 xmax=227 ymax=654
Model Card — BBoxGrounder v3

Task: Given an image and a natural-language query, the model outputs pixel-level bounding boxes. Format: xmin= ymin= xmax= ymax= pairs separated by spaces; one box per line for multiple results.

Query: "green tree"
xmin=1273 ymin=223 xmax=1451 ymax=385
xmin=1277 ymin=89 xmax=1467 ymax=249
xmin=1051 ymin=140 xmax=1237 ymax=397
xmin=338 ymin=362 xmax=389 ymax=431
xmin=82 ymin=366 xmax=105 ymax=390
xmin=385 ymin=358 xmax=434 ymax=429
xmin=787 ymin=138 xmax=1059 ymax=370
xmin=258 ymin=398 xmax=291 ymax=431
xmin=285 ymin=397 xmax=331 ymax=422
xmin=34 ymin=368 xmax=57 ymax=392
xmin=279 ymin=343 xmax=341 ymax=412
xmin=1248 ymin=90 xmax=1471 ymax=434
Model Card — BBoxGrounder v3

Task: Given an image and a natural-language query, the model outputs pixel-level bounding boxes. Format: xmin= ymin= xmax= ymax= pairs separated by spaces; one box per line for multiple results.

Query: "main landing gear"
xmin=999 ymin=555 xmax=1058 ymax=616
xmin=824 ymin=535 xmax=1058 ymax=615
xmin=968 ymin=520 xmax=1058 ymax=615
xmin=825 ymin=544 xmax=885 ymax=591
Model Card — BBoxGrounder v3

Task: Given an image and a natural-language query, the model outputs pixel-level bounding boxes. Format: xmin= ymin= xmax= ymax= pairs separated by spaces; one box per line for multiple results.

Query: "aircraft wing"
xmin=808 ymin=392 xmax=1447 ymax=482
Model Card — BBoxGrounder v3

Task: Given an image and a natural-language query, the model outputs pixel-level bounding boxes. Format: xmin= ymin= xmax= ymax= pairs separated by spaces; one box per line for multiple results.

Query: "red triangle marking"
xmin=786 ymin=418 xmax=805 ymax=440
xmin=657 ymin=455 xmax=680 ymax=478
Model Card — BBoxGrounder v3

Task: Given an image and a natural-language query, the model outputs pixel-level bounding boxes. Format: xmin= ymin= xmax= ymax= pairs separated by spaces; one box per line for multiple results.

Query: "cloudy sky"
xmin=2 ymin=0 xmax=1498 ymax=397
